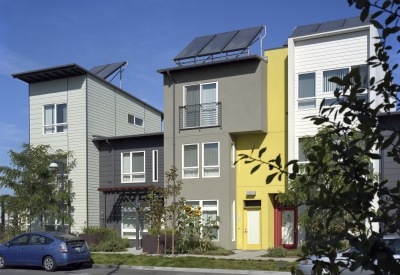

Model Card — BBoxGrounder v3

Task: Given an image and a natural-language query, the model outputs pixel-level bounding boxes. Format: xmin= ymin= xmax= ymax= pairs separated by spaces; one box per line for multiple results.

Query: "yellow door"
xmin=243 ymin=208 xmax=261 ymax=250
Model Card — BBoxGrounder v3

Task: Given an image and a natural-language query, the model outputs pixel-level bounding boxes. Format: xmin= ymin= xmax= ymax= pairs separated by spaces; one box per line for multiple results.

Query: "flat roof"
xmin=12 ymin=63 xmax=164 ymax=119
xmin=157 ymin=55 xmax=265 ymax=74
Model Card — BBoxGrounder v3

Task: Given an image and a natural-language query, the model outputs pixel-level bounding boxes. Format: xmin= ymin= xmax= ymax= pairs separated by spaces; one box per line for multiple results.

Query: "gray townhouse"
xmin=12 ymin=62 xmax=163 ymax=232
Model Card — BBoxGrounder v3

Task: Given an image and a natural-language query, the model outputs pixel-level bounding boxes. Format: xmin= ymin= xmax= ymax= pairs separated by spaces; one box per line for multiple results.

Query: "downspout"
xmin=86 ymin=74 xmax=89 ymax=228
xmin=166 ymin=70 xmax=176 ymax=255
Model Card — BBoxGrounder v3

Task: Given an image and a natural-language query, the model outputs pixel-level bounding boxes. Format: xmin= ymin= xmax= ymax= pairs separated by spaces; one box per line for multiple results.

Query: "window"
xmin=231 ymin=142 xmax=236 ymax=167
xmin=186 ymin=200 xmax=219 ymax=240
xmin=121 ymin=203 xmax=148 ymax=240
xmin=128 ymin=114 xmax=144 ymax=127
xmin=298 ymin=137 xmax=313 ymax=162
xmin=352 ymin=65 xmax=368 ymax=88
xmin=152 ymin=150 xmax=158 ymax=182
xmin=203 ymin=142 xmax=220 ymax=177
xmin=11 ymin=234 xmax=29 ymax=246
xmin=298 ymin=73 xmax=316 ymax=110
xmin=184 ymin=82 xmax=218 ymax=128
xmin=323 ymin=68 xmax=349 ymax=93
xmin=121 ymin=151 xmax=145 ymax=183
xmin=183 ymin=144 xmax=199 ymax=178
xmin=43 ymin=103 xmax=67 ymax=134
xmin=232 ymin=200 xmax=236 ymax=241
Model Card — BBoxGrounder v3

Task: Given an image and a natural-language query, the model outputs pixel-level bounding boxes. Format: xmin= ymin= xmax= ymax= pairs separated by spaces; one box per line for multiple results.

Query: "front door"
xmin=274 ymin=199 xmax=297 ymax=249
xmin=244 ymin=209 xmax=261 ymax=250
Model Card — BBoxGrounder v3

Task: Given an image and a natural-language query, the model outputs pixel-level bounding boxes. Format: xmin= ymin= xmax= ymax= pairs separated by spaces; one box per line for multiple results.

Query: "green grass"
xmin=90 ymin=254 xmax=299 ymax=272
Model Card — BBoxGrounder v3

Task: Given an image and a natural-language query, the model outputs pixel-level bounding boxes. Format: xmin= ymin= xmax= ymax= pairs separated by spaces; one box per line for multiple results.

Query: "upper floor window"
xmin=203 ymin=142 xmax=220 ymax=178
xmin=152 ymin=150 xmax=158 ymax=182
xmin=183 ymin=144 xmax=199 ymax=178
xmin=323 ymin=68 xmax=349 ymax=93
xmin=298 ymin=73 xmax=316 ymax=110
xmin=351 ymin=65 xmax=368 ymax=88
xmin=43 ymin=103 xmax=67 ymax=134
xmin=121 ymin=151 xmax=145 ymax=183
xmin=128 ymin=114 xmax=144 ymax=127
xmin=183 ymin=82 xmax=218 ymax=128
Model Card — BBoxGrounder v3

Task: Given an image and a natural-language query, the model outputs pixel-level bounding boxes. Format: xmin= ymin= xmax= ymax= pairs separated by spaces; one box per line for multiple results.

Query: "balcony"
xmin=179 ymin=102 xmax=221 ymax=131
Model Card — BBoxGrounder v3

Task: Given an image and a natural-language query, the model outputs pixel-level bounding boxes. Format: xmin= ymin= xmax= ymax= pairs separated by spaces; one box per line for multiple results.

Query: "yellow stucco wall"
xmin=235 ymin=47 xmax=288 ymax=249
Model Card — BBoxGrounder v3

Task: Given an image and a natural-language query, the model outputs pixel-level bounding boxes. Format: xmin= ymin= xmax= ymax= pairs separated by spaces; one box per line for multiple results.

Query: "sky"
xmin=0 ymin=0 xmax=367 ymax=194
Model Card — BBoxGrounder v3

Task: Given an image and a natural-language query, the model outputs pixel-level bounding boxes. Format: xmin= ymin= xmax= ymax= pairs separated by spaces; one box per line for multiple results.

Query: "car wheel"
xmin=312 ymin=265 xmax=336 ymax=275
xmin=73 ymin=262 xmax=84 ymax=269
xmin=43 ymin=256 xmax=57 ymax=272
xmin=0 ymin=255 xmax=6 ymax=269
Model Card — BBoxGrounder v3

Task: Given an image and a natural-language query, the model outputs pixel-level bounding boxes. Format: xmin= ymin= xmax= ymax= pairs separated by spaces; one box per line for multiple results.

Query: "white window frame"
xmin=128 ymin=114 xmax=144 ymax=127
xmin=42 ymin=103 xmax=68 ymax=134
xmin=232 ymin=200 xmax=236 ymax=241
xmin=183 ymin=82 xmax=218 ymax=128
xmin=322 ymin=68 xmax=350 ymax=93
xmin=121 ymin=203 xmax=148 ymax=240
xmin=202 ymin=142 xmax=220 ymax=178
xmin=186 ymin=200 xmax=219 ymax=241
xmin=152 ymin=150 xmax=158 ymax=182
xmin=297 ymin=72 xmax=316 ymax=110
xmin=182 ymin=143 xmax=199 ymax=179
xmin=121 ymin=151 xmax=146 ymax=183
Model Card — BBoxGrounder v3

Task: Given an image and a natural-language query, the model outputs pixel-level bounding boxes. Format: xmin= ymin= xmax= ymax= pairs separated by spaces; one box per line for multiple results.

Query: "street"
xmin=0 ymin=266 xmax=243 ymax=275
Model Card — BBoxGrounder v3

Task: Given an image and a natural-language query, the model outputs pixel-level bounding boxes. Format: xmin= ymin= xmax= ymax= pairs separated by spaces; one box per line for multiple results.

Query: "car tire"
xmin=43 ymin=256 xmax=57 ymax=272
xmin=73 ymin=262 xmax=84 ymax=269
xmin=312 ymin=264 xmax=336 ymax=275
xmin=0 ymin=255 xmax=6 ymax=269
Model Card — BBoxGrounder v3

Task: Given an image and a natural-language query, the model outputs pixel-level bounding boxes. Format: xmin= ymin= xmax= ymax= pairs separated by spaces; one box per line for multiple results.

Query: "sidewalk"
xmin=90 ymin=248 xmax=298 ymax=275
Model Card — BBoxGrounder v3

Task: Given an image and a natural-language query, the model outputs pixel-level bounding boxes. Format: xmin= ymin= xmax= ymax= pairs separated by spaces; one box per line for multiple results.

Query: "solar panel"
xmin=317 ymin=19 xmax=346 ymax=33
xmin=289 ymin=23 xmax=320 ymax=38
xmin=198 ymin=30 xmax=239 ymax=56
xmin=223 ymin=26 xmax=263 ymax=52
xmin=89 ymin=61 xmax=127 ymax=79
xmin=174 ymin=35 xmax=215 ymax=61
xmin=342 ymin=16 xmax=371 ymax=29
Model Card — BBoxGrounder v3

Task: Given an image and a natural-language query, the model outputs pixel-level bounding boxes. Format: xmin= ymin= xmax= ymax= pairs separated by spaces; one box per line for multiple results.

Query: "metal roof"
xmin=11 ymin=64 xmax=87 ymax=84
xmin=89 ymin=61 xmax=127 ymax=79
xmin=288 ymin=16 xmax=371 ymax=39
xmin=174 ymin=26 xmax=264 ymax=63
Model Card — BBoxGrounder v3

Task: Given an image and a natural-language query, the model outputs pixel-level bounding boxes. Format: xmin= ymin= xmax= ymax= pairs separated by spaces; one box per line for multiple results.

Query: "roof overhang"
xmin=12 ymin=64 xmax=88 ymax=84
xmin=157 ymin=55 xmax=265 ymax=74
xmin=92 ymin=132 xmax=164 ymax=142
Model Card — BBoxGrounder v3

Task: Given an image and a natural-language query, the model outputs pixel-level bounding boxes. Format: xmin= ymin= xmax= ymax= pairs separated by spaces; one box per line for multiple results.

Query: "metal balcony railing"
xmin=179 ymin=102 xmax=221 ymax=131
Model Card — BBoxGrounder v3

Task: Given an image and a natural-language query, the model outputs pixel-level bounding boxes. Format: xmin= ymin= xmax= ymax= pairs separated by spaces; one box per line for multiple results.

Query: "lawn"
xmin=91 ymin=254 xmax=298 ymax=272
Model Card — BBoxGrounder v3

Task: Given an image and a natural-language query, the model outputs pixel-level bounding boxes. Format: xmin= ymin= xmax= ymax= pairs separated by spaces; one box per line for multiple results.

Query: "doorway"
xmin=274 ymin=198 xmax=297 ymax=249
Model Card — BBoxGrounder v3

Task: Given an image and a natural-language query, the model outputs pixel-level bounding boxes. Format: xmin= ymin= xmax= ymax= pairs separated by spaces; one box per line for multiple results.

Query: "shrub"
xmin=89 ymin=234 xmax=131 ymax=252
xmin=267 ymin=246 xmax=288 ymax=258
xmin=287 ymin=247 xmax=305 ymax=257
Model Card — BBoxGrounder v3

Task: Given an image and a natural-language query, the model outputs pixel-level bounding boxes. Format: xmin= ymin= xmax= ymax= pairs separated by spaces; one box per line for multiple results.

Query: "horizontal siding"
xmin=293 ymin=30 xmax=369 ymax=160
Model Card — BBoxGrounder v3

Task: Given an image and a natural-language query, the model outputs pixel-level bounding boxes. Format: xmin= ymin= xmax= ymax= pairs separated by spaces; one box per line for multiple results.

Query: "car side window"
xmin=29 ymin=234 xmax=46 ymax=245
xmin=45 ymin=237 xmax=54 ymax=244
xmin=11 ymin=235 xmax=29 ymax=246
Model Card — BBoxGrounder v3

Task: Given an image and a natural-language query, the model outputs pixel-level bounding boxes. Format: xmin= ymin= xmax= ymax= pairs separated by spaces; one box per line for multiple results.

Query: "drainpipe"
xmin=166 ymin=70 xmax=176 ymax=256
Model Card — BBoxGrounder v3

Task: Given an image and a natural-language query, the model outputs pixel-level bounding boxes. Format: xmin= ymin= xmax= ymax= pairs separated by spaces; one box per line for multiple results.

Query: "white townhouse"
xmin=12 ymin=62 xmax=163 ymax=232
xmin=286 ymin=17 xmax=382 ymax=242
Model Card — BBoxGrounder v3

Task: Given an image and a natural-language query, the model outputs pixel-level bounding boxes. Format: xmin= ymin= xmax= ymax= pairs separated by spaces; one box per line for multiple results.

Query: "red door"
xmin=274 ymin=196 xmax=297 ymax=249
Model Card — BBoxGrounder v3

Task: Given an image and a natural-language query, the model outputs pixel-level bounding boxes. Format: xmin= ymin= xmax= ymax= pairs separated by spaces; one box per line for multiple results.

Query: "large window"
xmin=323 ymin=68 xmax=349 ymax=93
xmin=184 ymin=82 xmax=218 ymax=128
xmin=186 ymin=200 xmax=219 ymax=240
xmin=121 ymin=151 xmax=145 ymax=183
xmin=298 ymin=73 xmax=316 ymax=110
xmin=183 ymin=144 xmax=199 ymax=178
xmin=352 ymin=65 xmax=368 ymax=88
xmin=203 ymin=142 xmax=220 ymax=177
xmin=121 ymin=203 xmax=147 ymax=240
xmin=43 ymin=103 xmax=67 ymax=134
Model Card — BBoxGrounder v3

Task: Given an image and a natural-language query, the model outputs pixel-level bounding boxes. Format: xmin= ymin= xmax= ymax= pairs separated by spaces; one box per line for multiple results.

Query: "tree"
xmin=237 ymin=2 xmax=400 ymax=274
xmin=0 ymin=143 xmax=74 ymax=233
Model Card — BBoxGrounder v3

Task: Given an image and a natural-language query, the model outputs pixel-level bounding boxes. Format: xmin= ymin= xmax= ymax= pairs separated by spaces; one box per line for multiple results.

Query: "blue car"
xmin=0 ymin=232 xmax=91 ymax=272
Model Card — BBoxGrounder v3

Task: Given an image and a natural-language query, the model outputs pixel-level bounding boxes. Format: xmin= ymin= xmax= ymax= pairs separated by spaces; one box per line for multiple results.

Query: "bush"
xmin=266 ymin=246 xmax=288 ymax=258
xmin=89 ymin=233 xmax=131 ymax=252
xmin=287 ymin=247 xmax=305 ymax=257
xmin=188 ymin=244 xmax=234 ymax=256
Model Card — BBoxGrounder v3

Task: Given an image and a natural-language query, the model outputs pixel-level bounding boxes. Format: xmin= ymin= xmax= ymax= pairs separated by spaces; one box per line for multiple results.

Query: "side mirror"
xmin=6 ymin=242 xmax=10 ymax=247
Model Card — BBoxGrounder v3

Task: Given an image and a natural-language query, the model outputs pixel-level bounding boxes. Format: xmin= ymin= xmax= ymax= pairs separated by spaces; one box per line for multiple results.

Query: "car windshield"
xmin=383 ymin=239 xmax=400 ymax=255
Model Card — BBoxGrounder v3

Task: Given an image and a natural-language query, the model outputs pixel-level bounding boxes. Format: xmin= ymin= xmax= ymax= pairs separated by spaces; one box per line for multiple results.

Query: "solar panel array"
xmin=174 ymin=26 xmax=264 ymax=62
xmin=89 ymin=61 xmax=127 ymax=79
xmin=288 ymin=16 xmax=371 ymax=38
